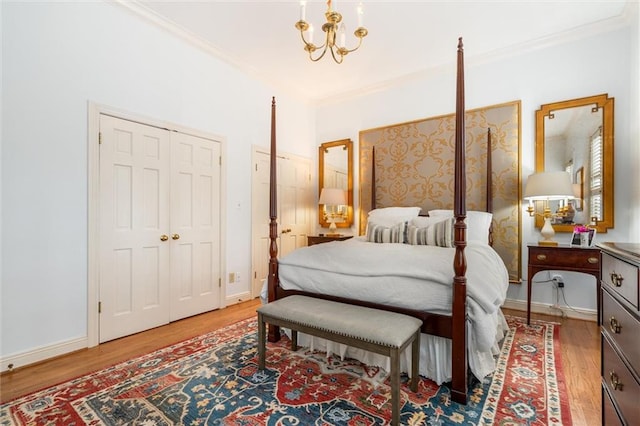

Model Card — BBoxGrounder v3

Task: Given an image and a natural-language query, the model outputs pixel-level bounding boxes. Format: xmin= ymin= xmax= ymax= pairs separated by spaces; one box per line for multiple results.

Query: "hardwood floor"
xmin=503 ymin=308 xmax=601 ymax=426
xmin=1 ymin=300 xmax=601 ymax=425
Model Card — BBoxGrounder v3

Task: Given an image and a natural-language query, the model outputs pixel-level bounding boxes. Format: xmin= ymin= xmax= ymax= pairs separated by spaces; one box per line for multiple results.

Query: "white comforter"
xmin=277 ymin=236 xmax=510 ymax=383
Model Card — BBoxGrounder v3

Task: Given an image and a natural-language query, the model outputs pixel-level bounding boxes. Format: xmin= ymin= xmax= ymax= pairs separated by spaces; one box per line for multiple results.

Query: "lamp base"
xmin=539 ymin=217 xmax=557 ymax=247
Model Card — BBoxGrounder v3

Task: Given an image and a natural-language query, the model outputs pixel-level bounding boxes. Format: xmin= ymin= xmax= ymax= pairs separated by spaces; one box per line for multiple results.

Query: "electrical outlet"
xmin=236 ymin=272 xmax=241 ymax=282
xmin=552 ymin=274 xmax=564 ymax=288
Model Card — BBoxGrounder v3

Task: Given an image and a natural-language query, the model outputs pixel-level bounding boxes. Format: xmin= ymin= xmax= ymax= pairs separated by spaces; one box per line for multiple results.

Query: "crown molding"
xmin=114 ymin=0 xmax=633 ymax=107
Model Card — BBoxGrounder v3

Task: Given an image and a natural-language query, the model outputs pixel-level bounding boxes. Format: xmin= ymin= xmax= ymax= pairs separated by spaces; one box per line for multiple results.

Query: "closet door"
xmin=99 ymin=115 xmax=171 ymax=342
xmin=170 ymin=132 xmax=222 ymax=321
xmin=98 ymin=115 xmax=222 ymax=342
xmin=279 ymin=156 xmax=312 ymax=257
xmin=251 ymin=149 xmax=312 ymax=299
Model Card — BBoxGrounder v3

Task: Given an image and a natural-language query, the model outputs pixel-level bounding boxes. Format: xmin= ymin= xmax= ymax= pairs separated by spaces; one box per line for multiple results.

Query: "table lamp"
xmin=319 ymin=188 xmax=347 ymax=235
xmin=524 ymin=171 xmax=574 ymax=246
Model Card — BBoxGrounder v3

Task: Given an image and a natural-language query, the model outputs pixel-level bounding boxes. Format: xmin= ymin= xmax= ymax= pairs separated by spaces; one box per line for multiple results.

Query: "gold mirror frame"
xmin=535 ymin=93 xmax=614 ymax=233
xmin=319 ymin=139 xmax=353 ymax=229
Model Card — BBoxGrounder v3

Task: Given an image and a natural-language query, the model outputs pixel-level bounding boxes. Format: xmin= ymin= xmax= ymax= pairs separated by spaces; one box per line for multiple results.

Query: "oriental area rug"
xmin=0 ymin=315 xmax=572 ymax=425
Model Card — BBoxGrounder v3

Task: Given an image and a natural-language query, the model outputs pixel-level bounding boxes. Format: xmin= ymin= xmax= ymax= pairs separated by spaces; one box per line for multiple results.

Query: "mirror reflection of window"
xmin=590 ymin=127 xmax=603 ymax=221
xmin=323 ymin=146 xmax=348 ymax=191
xmin=535 ymin=93 xmax=613 ymax=233
xmin=543 ymin=104 xmax=601 ymax=226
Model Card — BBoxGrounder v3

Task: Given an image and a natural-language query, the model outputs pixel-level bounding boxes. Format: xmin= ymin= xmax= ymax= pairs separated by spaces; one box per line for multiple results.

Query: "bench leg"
xmin=390 ymin=348 xmax=400 ymax=425
xmin=291 ymin=330 xmax=298 ymax=351
xmin=258 ymin=313 xmax=265 ymax=370
xmin=410 ymin=331 xmax=420 ymax=392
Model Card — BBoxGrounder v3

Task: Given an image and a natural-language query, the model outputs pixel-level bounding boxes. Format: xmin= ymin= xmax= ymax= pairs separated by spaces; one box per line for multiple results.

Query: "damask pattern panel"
xmin=359 ymin=101 xmax=521 ymax=282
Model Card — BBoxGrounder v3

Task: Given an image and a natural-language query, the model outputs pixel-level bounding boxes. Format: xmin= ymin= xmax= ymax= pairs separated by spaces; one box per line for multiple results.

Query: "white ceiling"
xmin=128 ymin=0 xmax=630 ymax=103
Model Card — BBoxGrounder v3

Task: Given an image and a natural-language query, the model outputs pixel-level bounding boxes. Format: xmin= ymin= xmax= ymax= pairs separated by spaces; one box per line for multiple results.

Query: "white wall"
xmin=1 ymin=1 xmax=315 ymax=361
xmin=316 ymin=23 xmax=638 ymax=317
xmin=2 ymin=1 xmax=638 ymax=366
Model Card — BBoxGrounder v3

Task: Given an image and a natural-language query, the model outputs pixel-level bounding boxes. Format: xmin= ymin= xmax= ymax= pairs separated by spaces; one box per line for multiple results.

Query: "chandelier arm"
xmin=309 ymin=44 xmax=330 ymax=62
xmin=299 ymin=31 xmax=326 ymax=51
xmin=329 ymin=46 xmax=344 ymax=64
xmin=295 ymin=8 xmax=366 ymax=64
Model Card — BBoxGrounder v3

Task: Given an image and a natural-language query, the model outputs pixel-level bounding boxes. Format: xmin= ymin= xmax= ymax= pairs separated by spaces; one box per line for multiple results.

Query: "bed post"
xmin=451 ymin=37 xmax=468 ymax=404
xmin=267 ymin=97 xmax=281 ymax=342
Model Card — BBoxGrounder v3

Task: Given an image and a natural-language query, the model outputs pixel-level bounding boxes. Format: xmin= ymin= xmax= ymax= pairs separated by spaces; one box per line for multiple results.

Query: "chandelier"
xmin=295 ymin=1 xmax=368 ymax=64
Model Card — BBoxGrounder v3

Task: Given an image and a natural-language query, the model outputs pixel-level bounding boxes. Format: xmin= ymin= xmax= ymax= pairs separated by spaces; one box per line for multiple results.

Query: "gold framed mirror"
xmin=535 ymin=93 xmax=614 ymax=233
xmin=319 ymin=139 xmax=353 ymax=229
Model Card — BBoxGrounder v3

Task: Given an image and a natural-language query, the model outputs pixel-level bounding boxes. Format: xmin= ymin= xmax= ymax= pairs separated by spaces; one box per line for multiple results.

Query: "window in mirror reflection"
xmin=535 ymin=93 xmax=613 ymax=233
xmin=543 ymin=104 xmax=602 ymax=226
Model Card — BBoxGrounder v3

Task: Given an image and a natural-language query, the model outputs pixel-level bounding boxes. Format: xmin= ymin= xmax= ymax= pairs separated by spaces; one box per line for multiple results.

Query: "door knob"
xmin=160 ymin=234 xmax=169 ymax=241
xmin=172 ymin=233 xmax=180 ymax=240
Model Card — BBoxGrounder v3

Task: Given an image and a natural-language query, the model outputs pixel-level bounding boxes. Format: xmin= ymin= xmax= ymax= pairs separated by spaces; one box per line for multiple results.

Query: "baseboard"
xmin=503 ymin=298 xmax=597 ymax=322
xmin=225 ymin=291 xmax=251 ymax=306
xmin=0 ymin=337 xmax=87 ymax=373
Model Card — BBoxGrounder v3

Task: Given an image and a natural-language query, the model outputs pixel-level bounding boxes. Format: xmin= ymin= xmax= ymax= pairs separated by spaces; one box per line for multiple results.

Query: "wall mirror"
xmin=535 ymin=93 xmax=614 ymax=233
xmin=319 ymin=139 xmax=353 ymax=229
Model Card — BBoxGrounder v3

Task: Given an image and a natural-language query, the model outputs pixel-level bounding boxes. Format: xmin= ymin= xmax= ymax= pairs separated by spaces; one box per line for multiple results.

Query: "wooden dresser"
xmin=598 ymin=242 xmax=640 ymax=425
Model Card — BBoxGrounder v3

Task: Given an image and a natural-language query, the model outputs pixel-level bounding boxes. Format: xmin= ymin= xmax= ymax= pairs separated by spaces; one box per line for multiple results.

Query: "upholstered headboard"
xmin=359 ymin=101 xmax=522 ymax=282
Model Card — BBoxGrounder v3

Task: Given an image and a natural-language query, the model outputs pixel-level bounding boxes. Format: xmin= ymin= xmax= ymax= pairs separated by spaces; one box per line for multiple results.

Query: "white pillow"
xmin=427 ymin=209 xmax=493 ymax=244
xmin=367 ymin=207 xmax=421 ymax=227
xmin=409 ymin=216 xmax=438 ymax=228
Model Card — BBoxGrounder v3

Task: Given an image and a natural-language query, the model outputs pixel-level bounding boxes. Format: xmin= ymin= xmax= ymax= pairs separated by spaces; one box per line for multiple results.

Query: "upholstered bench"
xmin=257 ymin=295 xmax=422 ymax=425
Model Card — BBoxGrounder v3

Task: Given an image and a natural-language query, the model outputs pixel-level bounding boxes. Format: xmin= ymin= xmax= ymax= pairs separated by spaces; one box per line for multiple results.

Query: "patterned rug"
xmin=0 ymin=315 xmax=572 ymax=425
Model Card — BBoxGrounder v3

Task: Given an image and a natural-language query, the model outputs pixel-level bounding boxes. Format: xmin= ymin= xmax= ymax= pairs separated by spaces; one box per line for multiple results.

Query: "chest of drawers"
xmin=598 ymin=242 xmax=640 ymax=425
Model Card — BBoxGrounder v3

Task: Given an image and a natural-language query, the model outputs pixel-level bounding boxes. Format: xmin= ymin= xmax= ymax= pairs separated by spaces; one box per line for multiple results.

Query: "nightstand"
xmin=307 ymin=235 xmax=353 ymax=246
xmin=527 ymin=243 xmax=600 ymax=325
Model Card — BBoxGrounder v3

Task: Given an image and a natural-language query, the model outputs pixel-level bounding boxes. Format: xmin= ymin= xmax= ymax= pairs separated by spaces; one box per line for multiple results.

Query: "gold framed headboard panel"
xmin=359 ymin=101 xmax=522 ymax=282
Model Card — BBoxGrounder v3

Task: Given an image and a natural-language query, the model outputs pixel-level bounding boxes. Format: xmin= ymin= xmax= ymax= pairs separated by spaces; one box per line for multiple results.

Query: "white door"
xmin=99 ymin=115 xmax=171 ymax=342
xmin=251 ymin=150 xmax=271 ymax=299
xmin=279 ymin=155 xmax=312 ymax=256
xmin=99 ymin=115 xmax=222 ymax=342
xmin=251 ymin=149 xmax=312 ymax=299
xmin=170 ymin=132 xmax=222 ymax=321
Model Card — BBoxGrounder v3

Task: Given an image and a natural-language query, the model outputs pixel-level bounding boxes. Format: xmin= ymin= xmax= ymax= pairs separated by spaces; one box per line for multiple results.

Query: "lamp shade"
xmin=319 ymin=188 xmax=347 ymax=205
xmin=523 ymin=171 xmax=574 ymax=200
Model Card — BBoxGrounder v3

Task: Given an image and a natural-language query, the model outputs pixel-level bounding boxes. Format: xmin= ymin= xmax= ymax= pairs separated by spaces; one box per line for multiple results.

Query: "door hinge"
xmin=255 ymin=163 xmax=258 ymax=171
xmin=219 ymin=277 xmax=221 ymax=288
xmin=98 ymin=132 xmax=102 ymax=145
xmin=219 ymin=156 xmax=222 ymax=165
xmin=254 ymin=271 xmax=257 ymax=279
xmin=98 ymin=301 xmax=102 ymax=313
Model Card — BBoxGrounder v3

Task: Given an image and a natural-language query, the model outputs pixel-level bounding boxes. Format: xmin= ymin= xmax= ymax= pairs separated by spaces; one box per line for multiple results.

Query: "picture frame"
xmin=570 ymin=228 xmax=596 ymax=247
xmin=574 ymin=167 xmax=584 ymax=211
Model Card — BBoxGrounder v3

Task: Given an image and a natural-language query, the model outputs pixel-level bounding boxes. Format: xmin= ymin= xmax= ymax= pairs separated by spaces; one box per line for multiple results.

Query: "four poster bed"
xmin=265 ymin=39 xmax=509 ymax=404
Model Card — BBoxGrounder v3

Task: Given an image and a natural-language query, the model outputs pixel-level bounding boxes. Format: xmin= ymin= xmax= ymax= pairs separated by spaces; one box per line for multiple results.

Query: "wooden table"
xmin=307 ymin=235 xmax=353 ymax=246
xmin=527 ymin=243 xmax=601 ymax=324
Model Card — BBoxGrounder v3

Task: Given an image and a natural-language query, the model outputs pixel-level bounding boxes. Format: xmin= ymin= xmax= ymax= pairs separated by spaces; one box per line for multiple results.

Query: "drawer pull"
xmin=587 ymin=257 xmax=598 ymax=264
xmin=609 ymin=371 xmax=623 ymax=391
xmin=536 ymin=254 xmax=547 ymax=261
xmin=609 ymin=317 xmax=622 ymax=334
xmin=610 ymin=272 xmax=624 ymax=287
